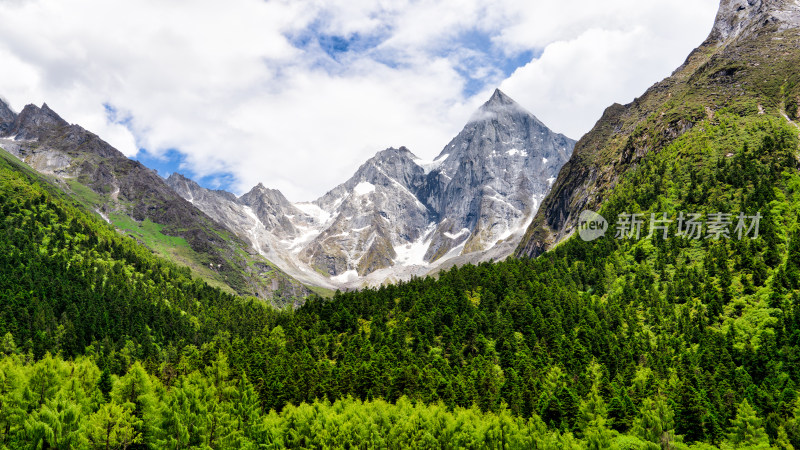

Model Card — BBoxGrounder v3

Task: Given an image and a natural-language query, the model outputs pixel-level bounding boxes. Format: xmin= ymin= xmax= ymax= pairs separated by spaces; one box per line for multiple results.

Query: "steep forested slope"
xmin=518 ymin=0 xmax=800 ymax=258
xmin=0 ymin=102 xmax=310 ymax=305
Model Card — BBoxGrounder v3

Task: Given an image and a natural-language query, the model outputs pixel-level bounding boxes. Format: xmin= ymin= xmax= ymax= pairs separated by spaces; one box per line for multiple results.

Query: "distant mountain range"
xmin=0 ymin=88 xmax=572 ymax=292
xmin=166 ymin=89 xmax=574 ymax=289
xmin=0 ymin=100 xmax=311 ymax=305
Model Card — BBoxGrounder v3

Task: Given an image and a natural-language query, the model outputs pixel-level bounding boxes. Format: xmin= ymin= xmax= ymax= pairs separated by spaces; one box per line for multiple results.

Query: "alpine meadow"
xmin=3 ymin=0 xmax=800 ymax=448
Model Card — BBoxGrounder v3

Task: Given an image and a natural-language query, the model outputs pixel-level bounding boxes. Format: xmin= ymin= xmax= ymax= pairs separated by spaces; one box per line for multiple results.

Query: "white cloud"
xmin=497 ymin=0 xmax=720 ymax=138
xmin=0 ymin=0 xmax=719 ymax=201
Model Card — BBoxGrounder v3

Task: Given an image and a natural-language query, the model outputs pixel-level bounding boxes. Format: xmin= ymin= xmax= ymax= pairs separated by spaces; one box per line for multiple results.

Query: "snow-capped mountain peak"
xmin=167 ymin=90 xmax=576 ymax=289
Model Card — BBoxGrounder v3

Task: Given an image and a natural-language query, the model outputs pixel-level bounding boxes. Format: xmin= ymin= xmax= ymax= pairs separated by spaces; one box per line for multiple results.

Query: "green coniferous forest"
xmin=1 ymin=109 xmax=800 ymax=446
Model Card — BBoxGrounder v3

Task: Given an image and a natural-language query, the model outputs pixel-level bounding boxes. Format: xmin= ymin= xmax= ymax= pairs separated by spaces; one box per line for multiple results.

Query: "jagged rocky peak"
xmin=481 ymin=88 xmax=523 ymax=111
xmin=0 ymin=98 xmax=17 ymax=133
xmin=165 ymin=172 xmax=195 ymax=199
xmin=375 ymin=146 xmax=414 ymax=159
xmin=707 ymin=0 xmax=800 ymax=44
xmin=371 ymin=146 xmax=416 ymax=167
xmin=166 ymin=172 xmax=238 ymax=203
xmin=439 ymin=89 xmax=566 ymax=169
xmin=6 ymin=103 xmax=70 ymax=141
xmin=239 ymin=182 xmax=310 ymax=238
xmin=355 ymin=147 xmax=420 ymax=181
xmin=314 ymin=146 xmax=426 ymax=212
xmin=467 ymin=89 xmax=531 ymax=123
xmin=241 ymin=182 xmax=291 ymax=205
xmin=166 ymin=172 xmax=197 ymax=189
xmin=419 ymin=88 xmax=575 ymax=261
xmin=301 ymin=145 xmax=433 ymax=277
xmin=357 ymin=146 xmax=424 ymax=188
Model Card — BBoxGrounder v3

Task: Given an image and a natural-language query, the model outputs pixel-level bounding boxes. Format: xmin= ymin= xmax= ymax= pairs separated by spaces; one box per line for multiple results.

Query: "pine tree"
xmin=0 ymin=357 xmax=26 ymax=445
xmin=0 ymin=333 xmax=16 ymax=356
xmin=98 ymin=368 xmax=113 ymax=401
xmin=577 ymin=362 xmax=614 ymax=449
xmin=227 ymin=373 xmax=262 ymax=447
xmin=111 ymin=362 xmax=156 ymax=447
xmin=723 ymin=399 xmax=771 ymax=449
xmin=155 ymin=372 xmax=213 ymax=449
xmin=85 ymin=402 xmax=142 ymax=449
xmin=27 ymin=353 xmax=69 ymax=407
xmin=674 ymin=381 xmax=709 ymax=443
xmin=775 ymin=425 xmax=795 ymax=450
xmin=23 ymin=395 xmax=85 ymax=449
xmin=632 ymin=395 xmax=676 ymax=449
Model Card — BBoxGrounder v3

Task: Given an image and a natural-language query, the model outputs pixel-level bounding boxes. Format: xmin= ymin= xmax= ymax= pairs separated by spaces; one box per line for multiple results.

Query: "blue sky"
xmin=0 ymin=0 xmax=719 ymax=200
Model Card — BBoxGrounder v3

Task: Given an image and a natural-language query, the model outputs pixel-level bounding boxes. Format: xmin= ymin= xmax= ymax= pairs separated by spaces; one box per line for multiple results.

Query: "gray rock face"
xmin=420 ymin=89 xmax=574 ymax=261
xmin=707 ymin=0 xmax=800 ymax=44
xmin=170 ymin=89 xmax=575 ymax=288
xmin=10 ymin=104 xmax=69 ymax=140
xmin=0 ymin=99 xmax=16 ymax=135
xmin=302 ymin=147 xmax=432 ymax=276
xmin=240 ymin=184 xmax=310 ymax=240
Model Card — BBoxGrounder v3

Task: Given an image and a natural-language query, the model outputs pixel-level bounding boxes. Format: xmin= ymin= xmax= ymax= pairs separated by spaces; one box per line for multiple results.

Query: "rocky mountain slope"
xmin=422 ymin=89 xmax=573 ymax=262
xmin=299 ymin=147 xmax=433 ymax=280
xmin=167 ymin=173 xmax=335 ymax=289
xmin=169 ymin=90 xmax=574 ymax=288
xmin=0 ymin=101 xmax=311 ymax=305
xmin=517 ymin=0 xmax=800 ymax=257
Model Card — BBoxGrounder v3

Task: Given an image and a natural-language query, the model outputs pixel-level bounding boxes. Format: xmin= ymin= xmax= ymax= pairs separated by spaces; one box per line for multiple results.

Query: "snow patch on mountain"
xmin=331 ymin=270 xmax=360 ymax=284
xmin=243 ymin=206 xmax=264 ymax=256
xmin=413 ymin=153 xmax=449 ymax=174
xmin=506 ymin=148 xmax=528 ymax=157
xmin=354 ymin=181 xmax=376 ymax=196
xmin=295 ymin=202 xmax=332 ymax=225
xmin=444 ymin=228 xmax=470 ymax=240
xmin=394 ymin=223 xmax=436 ymax=266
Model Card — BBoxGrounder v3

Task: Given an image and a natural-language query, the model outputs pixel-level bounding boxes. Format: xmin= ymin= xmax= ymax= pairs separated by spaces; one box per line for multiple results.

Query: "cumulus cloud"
xmin=0 ymin=0 xmax=719 ymax=201
xmin=498 ymin=0 xmax=719 ymax=138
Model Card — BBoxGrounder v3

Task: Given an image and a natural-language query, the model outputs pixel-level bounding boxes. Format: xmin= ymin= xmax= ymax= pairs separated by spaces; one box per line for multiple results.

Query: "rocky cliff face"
xmin=706 ymin=0 xmax=800 ymax=44
xmin=0 ymin=101 xmax=311 ymax=305
xmin=517 ymin=0 xmax=800 ymax=258
xmin=422 ymin=89 xmax=573 ymax=261
xmin=301 ymin=147 xmax=432 ymax=278
xmin=165 ymin=172 xmax=336 ymax=290
xmin=240 ymin=184 xmax=311 ymax=241
xmin=0 ymin=99 xmax=16 ymax=135
xmin=169 ymin=90 xmax=574 ymax=288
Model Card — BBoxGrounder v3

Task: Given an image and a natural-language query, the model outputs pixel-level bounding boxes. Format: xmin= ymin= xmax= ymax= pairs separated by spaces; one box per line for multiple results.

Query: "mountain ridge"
xmin=0 ymin=102 xmax=312 ymax=305
xmin=517 ymin=0 xmax=800 ymax=258
xmin=168 ymin=89 xmax=575 ymax=288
